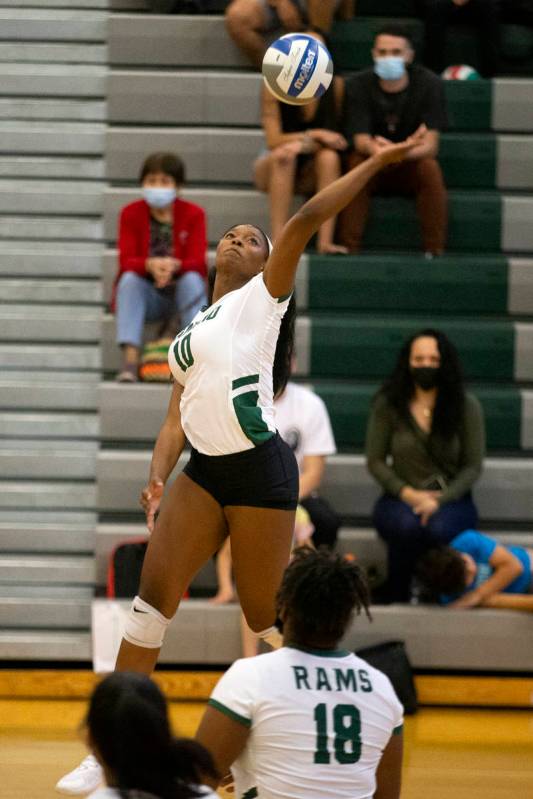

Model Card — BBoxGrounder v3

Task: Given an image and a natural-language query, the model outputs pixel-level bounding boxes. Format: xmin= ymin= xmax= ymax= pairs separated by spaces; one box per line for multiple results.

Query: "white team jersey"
xmin=209 ymin=646 xmax=403 ymax=799
xmin=168 ymin=274 xmax=291 ymax=455
xmin=275 ymin=382 xmax=336 ymax=470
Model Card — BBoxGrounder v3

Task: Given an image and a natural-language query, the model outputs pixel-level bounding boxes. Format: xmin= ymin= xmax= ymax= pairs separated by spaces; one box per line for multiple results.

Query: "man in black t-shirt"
xmin=338 ymin=24 xmax=448 ymax=256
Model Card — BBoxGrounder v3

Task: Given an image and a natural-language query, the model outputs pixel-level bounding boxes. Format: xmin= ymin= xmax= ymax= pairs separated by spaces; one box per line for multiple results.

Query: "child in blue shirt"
xmin=416 ymin=530 xmax=533 ymax=610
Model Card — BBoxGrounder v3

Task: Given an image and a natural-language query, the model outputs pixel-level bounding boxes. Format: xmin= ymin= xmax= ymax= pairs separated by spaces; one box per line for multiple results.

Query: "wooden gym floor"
xmin=1 ymin=697 xmax=533 ymax=799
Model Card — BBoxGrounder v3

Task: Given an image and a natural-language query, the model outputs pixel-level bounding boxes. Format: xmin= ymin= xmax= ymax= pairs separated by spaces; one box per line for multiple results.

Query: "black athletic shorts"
xmin=183 ymin=432 xmax=299 ymax=510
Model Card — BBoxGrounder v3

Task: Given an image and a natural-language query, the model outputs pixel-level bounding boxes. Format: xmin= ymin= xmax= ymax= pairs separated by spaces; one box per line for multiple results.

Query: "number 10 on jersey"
xmin=313 ymin=703 xmax=362 ymax=764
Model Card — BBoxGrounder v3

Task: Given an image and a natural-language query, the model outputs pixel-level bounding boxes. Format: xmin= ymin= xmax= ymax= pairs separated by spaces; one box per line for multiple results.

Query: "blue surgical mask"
xmin=374 ymin=56 xmax=406 ymax=81
xmin=142 ymin=187 xmax=177 ymax=208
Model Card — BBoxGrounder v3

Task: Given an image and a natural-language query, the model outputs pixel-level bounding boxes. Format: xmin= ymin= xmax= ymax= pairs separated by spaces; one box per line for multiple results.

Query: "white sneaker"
xmin=55 ymin=754 xmax=103 ymax=795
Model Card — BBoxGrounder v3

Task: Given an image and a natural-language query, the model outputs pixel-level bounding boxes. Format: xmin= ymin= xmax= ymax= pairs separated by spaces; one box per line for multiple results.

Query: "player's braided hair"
xmin=276 ymin=547 xmax=372 ymax=646
xmin=87 ymin=672 xmax=218 ymax=799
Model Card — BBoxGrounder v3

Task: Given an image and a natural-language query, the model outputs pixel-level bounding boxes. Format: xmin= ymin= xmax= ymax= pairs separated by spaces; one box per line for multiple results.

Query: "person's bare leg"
xmin=240 ymin=611 xmax=259 ymax=657
xmin=115 ymin=473 xmax=227 ymax=673
xmin=210 ymin=537 xmax=235 ymax=604
xmin=225 ymin=505 xmax=294 ymax=633
xmin=253 ymin=153 xmax=271 ymax=193
xmin=306 ymin=0 xmax=337 ymax=31
xmin=225 ymin=0 xmax=269 ymax=67
xmin=269 ymin=147 xmax=298 ymax=242
xmin=314 ymin=148 xmax=348 ymax=254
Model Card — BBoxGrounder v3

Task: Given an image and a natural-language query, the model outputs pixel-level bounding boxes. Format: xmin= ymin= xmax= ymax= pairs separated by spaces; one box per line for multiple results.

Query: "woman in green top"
xmin=365 ymin=328 xmax=485 ymax=602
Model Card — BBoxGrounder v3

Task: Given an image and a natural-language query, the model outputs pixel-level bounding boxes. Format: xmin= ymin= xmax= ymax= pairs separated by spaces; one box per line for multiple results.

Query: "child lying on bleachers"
xmin=416 ymin=530 xmax=533 ymax=611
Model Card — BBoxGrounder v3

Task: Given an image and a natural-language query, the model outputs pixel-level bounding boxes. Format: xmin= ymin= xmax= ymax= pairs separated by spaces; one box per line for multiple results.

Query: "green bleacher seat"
xmin=307 ymin=254 xmax=508 ymax=314
xmin=440 ymin=133 xmax=496 ymax=187
xmin=314 ymin=383 xmax=521 ymax=450
xmin=362 ymin=191 xmax=501 ymax=251
xmin=331 ymin=18 xmax=423 ymax=71
xmin=444 ymin=80 xmax=492 ymax=131
xmin=309 ymin=315 xmax=514 ymax=380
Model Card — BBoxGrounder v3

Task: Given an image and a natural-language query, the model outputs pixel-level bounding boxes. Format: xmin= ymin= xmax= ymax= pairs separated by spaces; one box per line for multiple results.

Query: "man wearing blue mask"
xmin=338 ymin=24 xmax=448 ymax=258
xmin=112 ymin=152 xmax=207 ymax=382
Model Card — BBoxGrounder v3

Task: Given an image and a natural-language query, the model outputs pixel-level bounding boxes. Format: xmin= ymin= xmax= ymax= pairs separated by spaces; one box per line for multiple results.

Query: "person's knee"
xmin=416 ymin=157 xmax=446 ymax=186
xmin=315 ymin=147 xmax=340 ymax=168
xmin=117 ymin=270 xmax=144 ymax=297
xmin=225 ymin=0 xmax=264 ymax=35
xmin=242 ymin=607 xmax=275 ymax=633
xmin=272 ymin=144 xmax=298 ymax=169
xmin=123 ymin=595 xmax=173 ymax=649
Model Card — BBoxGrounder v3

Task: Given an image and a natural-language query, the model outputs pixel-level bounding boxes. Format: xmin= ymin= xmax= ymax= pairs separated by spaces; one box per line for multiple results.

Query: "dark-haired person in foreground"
xmin=58 ymin=671 xmax=218 ymax=798
xmin=338 ymin=24 xmax=448 ymax=257
xmin=196 ymin=548 xmax=403 ymax=799
xmin=366 ymin=329 xmax=485 ymax=602
xmin=113 ymin=151 xmax=207 ymax=382
xmin=57 ymin=132 xmax=420 ymax=795
xmin=416 ymin=530 xmax=533 ymax=610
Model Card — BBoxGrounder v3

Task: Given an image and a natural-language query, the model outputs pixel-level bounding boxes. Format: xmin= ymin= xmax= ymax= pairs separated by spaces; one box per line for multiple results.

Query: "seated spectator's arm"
xmin=118 ymin=205 xmax=149 ymax=276
xmin=438 ymin=395 xmax=485 ymax=504
xmin=299 ymin=454 xmax=326 ymax=499
xmin=365 ymin=397 xmax=407 ymax=497
xmin=354 ymin=133 xmax=382 ymax=157
xmin=179 ymin=206 xmax=208 ymax=275
xmin=481 ymin=593 xmax=533 ymax=612
xmin=337 ymin=0 xmax=355 ymax=20
xmin=374 ymin=731 xmax=403 ymax=799
xmin=262 ymin=87 xmax=316 ymax=150
xmin=452 ymin=545 xmax=524 ymax=608
xmin=404 ymin=128 xmax=439 ymax=161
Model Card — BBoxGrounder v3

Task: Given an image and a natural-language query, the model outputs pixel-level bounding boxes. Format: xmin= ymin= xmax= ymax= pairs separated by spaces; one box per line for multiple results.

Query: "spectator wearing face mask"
xmin=365 ymin=329 xmax=485 ymax=603
xmin=113 ymin=152 xmax=208 ymax=383
xmin=338 ymin=24 xmax=448 ymax=257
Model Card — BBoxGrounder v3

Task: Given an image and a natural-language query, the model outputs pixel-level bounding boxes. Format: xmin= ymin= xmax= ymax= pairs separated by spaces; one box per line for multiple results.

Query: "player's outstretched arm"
xmin=140 ymin=381 xmax=186 ymax=532
xmin=263 ymin=131 xmax=424 ymax=298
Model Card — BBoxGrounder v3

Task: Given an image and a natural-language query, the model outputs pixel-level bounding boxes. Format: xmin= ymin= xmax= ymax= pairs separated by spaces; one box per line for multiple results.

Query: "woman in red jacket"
xmin=114 ymin=152 xmax=208 ymax=382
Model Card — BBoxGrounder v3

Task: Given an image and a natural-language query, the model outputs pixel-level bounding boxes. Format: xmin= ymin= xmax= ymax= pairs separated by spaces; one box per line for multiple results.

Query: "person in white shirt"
xmin=196 ymin=547 xmax=403 ymax=799
xmin=58 ymin=671 xmax=218 ymax=799
xmin=57 ymin=133 xmax=421 ymax=796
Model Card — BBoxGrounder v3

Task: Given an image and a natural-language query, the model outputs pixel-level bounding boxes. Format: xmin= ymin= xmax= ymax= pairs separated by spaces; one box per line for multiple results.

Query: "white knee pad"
xmin=123 ymin=596 xmax=172 ymax=649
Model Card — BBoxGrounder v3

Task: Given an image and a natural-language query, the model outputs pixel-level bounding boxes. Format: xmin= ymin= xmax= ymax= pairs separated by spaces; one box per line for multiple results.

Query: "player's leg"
xmin=226 ymin=505 xmax=294 ymax=646
xmin=115 ymin=472 xmax=228 ymax=674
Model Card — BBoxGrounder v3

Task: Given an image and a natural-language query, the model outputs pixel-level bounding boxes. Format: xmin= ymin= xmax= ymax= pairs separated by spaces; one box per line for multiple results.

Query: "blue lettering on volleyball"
xmin=289 ymin=44 xmax=316 ymax=95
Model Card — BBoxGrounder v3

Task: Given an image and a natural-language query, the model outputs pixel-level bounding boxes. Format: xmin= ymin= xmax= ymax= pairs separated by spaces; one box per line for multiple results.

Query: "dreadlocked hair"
xmin=415 ymin=546 xmax=468 ymax=600
xmin=276 ymin=547 xmax=371 ymax=646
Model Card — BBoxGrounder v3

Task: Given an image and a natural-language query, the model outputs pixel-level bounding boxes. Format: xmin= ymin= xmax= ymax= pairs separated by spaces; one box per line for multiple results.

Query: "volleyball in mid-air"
xmin=442 ymin=65 xmax=480 ymax=80
xmin=262 ymin=33 xmax=334 ymax=106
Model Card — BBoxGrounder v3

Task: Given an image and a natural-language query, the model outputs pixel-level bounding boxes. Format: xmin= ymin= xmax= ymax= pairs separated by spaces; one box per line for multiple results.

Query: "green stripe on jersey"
xmin=233 ymin=390 xmax=274 ymax=446
xmin=393 ymin=724 xmax=403 ymax=736
xmin=241 ymin=788 xmax=258 ymax=799
xmin=208 ymin=698 xmax=252 ymax=728
xmin=232 ymin=374 xmax=260 ymax=390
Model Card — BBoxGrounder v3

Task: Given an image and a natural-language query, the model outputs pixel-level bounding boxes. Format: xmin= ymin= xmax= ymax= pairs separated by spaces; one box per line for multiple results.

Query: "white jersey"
xmin=168 ymin=274 xmax=291 ymax=455
xmin=275 ymin=382 xmax=336 ymax=470
xmin=209 ymin=646 xmax=403 ymax=799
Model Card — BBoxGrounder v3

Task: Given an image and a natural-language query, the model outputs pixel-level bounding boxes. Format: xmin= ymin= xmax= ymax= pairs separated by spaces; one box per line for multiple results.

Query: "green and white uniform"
xmin=209 ymin=645 xmax=404 ymax=799
xmin=168 ymin=273 xmax=291 ymax=455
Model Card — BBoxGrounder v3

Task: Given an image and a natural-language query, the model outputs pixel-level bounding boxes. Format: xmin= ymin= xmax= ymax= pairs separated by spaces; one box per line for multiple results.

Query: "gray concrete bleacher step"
xmin=0 ymin=597 xmax=91 ymax=629
xmin=0 ymin=157 xmax=105 ymax=180
xmin=0 ymin=9 xmax=107 ymax=41
xmin=0 ymin=372 xmax=99 ymax=410
xmin=0 ymin=279 xmax=102 ymax=304
xmin=0 ymin=43 xmax=107 ymax=64
xmin=0 ymin=344 xmax=101 ymax=371
xmin=96 ymin=449 xmax=533 ymax=524
xmin=0 ymin=180 xmax=104 ymax=215
xmin=0 ymin=555 xmax=95 ymax=586
xmin=0 ymin=440 xmax=98 ymax=479
xmin=0 ymin=217 xmax=104 ymax=241
xmin=0 ymin=64 xmax=106 ymax=97
xmin=0 ymin=481 xmax=97 ymax=510
xmin=0 ymin=630 xmax=91 ymax=661
xmin=0 ymin=305 xmax=101 ymax=341
xmin=0 ymin=122 xmax=105 ymax=154
xmin=0 ymin=242 xmax=102 ymax=277
xmin=0 ymin=518 xmax=95 ymax=553
xmin=0 ymin=413 xmax=99 ymax=440
xmin=0 ymin=99 xmax=106 ymax=122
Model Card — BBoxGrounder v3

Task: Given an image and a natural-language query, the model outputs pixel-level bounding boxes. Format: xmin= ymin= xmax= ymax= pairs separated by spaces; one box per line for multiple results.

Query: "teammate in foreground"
xmin=196 ymin=547 xmax=403 ymax=799
xmin=57 ymin=132 xmax=419 ymax=795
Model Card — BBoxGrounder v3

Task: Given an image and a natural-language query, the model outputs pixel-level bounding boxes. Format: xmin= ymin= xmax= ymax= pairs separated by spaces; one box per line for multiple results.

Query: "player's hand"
xmin=140 ymin=478 xmax=164 ymax=533
xmin=375 ymin=126 xmax=427 ymax=167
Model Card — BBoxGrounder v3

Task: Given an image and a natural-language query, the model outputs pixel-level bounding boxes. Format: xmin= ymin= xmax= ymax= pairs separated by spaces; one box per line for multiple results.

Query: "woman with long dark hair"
xmin=58 ymin=132 xmax=422 ymax=794
xmin=366 ymin=328 xmax=485 ymax=602
xmin=62 ymin=671 xmax=218 ymax=799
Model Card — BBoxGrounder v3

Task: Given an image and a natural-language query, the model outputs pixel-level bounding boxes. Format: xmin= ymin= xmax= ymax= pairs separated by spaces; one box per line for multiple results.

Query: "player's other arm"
xmin=263 ymin=134 xmax=423 ymax=298
xmin=195 ymin=704 xmax=250 ymax=788
xmin=374 ymin=731 xmax=403 ymax=799
xmin=140 ymin=382 xmax=186 ymax=533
